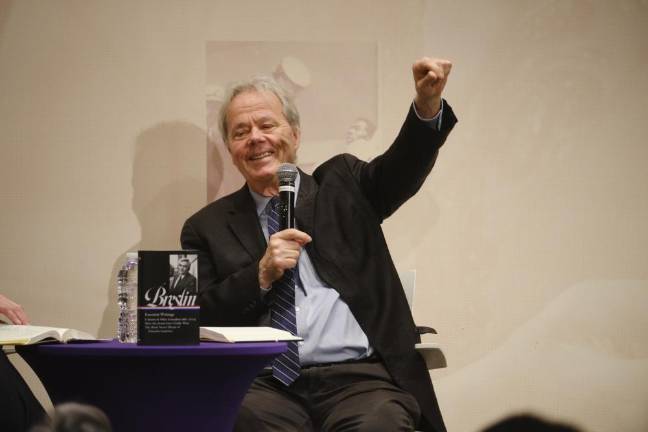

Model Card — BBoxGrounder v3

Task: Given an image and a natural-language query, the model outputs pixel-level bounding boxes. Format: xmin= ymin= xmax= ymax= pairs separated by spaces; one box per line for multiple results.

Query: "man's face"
xmin=177 ymin=261 xmax=189 ymax=275
xmin=225 ymin=90 xmax=300 ymax=193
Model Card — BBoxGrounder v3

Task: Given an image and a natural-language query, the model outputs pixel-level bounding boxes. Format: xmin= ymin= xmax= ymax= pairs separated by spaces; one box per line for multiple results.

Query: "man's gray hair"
xmin=218 ymin=76 xmax=301 ymax=143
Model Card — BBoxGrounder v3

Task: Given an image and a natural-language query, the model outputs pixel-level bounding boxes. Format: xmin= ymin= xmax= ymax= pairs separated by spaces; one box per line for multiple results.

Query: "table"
xmin=17 ymin=340 xmax=286 ymax=432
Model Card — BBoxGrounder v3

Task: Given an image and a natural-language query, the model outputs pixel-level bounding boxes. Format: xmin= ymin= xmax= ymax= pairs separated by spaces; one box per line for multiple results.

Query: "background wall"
xmin=1 ymin=1 xmax=646 ymax=431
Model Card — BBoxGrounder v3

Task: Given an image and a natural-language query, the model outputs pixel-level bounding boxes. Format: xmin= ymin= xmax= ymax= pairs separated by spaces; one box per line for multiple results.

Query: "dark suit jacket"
xmin=169 ymin=273 xmax=197 ymax=295
xmin=181 ymin=103 xmax=457 ymax=432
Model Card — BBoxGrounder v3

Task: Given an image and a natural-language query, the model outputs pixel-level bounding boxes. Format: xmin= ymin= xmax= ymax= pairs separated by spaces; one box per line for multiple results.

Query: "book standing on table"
xmin=137 ymin=250 xmax=200 ymax=345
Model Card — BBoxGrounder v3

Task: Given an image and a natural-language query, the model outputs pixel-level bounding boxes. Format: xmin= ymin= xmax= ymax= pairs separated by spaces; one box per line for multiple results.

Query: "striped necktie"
xmin=266 ymin=196 xmax=301 ymax=385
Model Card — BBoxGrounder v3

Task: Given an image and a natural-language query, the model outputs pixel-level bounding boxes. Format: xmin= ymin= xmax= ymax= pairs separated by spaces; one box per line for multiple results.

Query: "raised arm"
xmin=347 ymin=57 xmax=457 ymax=220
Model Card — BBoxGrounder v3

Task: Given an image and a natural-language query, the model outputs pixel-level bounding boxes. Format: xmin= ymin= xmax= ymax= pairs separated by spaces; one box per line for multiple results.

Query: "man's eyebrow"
xmin=230 ymin=113 xmax=278 ymax=132
xmin=256 ymin=115 xmax=278 ymax=124
xmin=231 ymin=122 xmax=250 ymax=131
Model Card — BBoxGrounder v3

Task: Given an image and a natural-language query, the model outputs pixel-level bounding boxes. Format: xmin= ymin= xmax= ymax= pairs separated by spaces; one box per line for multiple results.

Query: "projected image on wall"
xmin=205 ymin=41 xmax=378 ymax=201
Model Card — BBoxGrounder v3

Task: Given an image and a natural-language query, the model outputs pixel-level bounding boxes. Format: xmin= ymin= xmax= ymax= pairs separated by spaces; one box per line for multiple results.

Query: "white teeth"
xmin=250 ymin=151 xmax=272 ymax=161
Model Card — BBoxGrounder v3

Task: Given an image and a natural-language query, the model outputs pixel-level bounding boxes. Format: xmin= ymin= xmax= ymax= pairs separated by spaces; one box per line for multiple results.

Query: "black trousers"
xmin=234 ymin=359 xmax=421 ymax=432
xmin=0 ymin=350 xmax=46 ymax=432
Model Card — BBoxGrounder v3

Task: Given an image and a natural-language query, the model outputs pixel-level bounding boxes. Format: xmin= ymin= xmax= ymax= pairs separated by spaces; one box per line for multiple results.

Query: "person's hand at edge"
xmin=0 ymin=293 xmax=30 ymax=325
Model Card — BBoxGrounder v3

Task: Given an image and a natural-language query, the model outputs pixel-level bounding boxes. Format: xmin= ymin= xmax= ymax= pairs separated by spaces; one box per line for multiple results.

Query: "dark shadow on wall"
xmin=97 ymin=121 xmax=219 ymax=338
xmin=0 ymin=1 xmax=12 ymax=40
xmin=206 ymin=130 xmax=229 ymax=201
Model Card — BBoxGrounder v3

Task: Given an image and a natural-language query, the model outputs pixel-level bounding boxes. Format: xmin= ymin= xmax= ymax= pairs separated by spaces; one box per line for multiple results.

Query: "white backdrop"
xmin=1 ymin=1 xmax=646 ymax=431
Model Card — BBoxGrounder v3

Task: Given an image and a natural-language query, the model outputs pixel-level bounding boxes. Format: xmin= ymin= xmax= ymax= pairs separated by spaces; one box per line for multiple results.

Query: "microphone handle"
xmin=278 ymin=188 xmax=295 ymax=230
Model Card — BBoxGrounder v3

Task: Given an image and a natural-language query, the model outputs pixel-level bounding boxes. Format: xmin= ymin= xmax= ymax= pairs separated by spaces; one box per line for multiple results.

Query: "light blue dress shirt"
xmin=250 ymin=102 xmax=443 ymax=365
xmin=251 ymin=176 xmax=373 ymax=365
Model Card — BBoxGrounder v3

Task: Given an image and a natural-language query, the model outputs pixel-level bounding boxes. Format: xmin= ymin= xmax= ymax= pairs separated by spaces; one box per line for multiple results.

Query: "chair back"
xmin=398 ymin=269 xmax=417 ymax=309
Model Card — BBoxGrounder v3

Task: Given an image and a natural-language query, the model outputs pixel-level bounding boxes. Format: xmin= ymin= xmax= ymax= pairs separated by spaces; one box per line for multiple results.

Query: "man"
xmin=181 ymin=57 xmax=456 ymax=431
xmin=0 ymin=294 xmax=47 ymax=431
xmin=168 ymin=258 xmax=197 ymax=295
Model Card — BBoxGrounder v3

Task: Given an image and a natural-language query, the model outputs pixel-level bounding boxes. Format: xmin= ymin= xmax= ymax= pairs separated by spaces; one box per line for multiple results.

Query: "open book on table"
xmin=0 ymin=324 xmax=96 ymax=345
xmin=200 ymin=326 xmax=302 ymax=343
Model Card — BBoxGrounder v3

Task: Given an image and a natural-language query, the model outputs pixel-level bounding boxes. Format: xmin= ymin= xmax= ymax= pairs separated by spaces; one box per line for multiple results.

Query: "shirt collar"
xmin=248 ymin=170 xmax=301 ymax=217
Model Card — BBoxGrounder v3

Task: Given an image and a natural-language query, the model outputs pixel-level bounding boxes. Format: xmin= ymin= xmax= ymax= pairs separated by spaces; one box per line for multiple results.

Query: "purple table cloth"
xmin=17 ymin=340 xmax=286 ymax=432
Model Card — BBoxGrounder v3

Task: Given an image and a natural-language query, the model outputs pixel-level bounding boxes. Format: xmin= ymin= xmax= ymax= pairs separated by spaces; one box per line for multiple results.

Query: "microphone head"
xmin=277 ymin=163 xmax=298 ymax=185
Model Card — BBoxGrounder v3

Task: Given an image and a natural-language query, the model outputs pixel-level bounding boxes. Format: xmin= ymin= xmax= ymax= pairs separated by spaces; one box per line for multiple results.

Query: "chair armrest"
xmin=415 ymin=342 xmax=447 ymax=369
xmin=416 ymin=326 xmax=437 ymax=335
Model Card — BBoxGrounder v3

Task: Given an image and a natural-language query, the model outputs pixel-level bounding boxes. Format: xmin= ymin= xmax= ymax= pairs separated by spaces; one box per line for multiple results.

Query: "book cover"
xmin=137 ymin=250 xmax=200 ymax=345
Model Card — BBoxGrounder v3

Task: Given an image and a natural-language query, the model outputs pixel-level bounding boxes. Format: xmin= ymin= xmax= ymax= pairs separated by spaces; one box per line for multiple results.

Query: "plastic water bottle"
xmin=117 ymin=268 xmax=129 ymax=342
xmin=117 ymin=252 xmax=138 ymax=343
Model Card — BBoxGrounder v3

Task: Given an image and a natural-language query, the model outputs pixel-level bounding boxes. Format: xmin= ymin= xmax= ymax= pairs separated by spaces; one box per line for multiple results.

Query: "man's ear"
xmin=292 ymin=127 xmax=301 ymax=150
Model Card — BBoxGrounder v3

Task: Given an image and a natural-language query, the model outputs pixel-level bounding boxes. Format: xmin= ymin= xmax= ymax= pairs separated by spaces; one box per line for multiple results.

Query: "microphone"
xmin=276 ymin=163 xmax=298 ymax=230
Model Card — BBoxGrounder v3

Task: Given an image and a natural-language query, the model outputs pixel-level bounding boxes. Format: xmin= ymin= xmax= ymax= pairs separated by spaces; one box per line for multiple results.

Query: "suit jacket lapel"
xmin=295 ymin=169 xmax=317 ymax=237
xmin=225 ymin=174 xmax=316 ymax=258
xmin=226 ymin=185 xmax=266 ymax=259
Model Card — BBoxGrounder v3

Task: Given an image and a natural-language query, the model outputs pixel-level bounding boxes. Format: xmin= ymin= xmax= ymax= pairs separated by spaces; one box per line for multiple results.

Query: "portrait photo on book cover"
xmin=168 ymin=254 xmax=198 ymax=295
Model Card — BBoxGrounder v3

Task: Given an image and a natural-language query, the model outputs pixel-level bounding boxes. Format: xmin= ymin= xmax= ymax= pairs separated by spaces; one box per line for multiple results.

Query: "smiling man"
xmin=226 ymin=89 xmax=301 ymax=196
xmin=181 ymin=57 xmax=457 ymax=432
